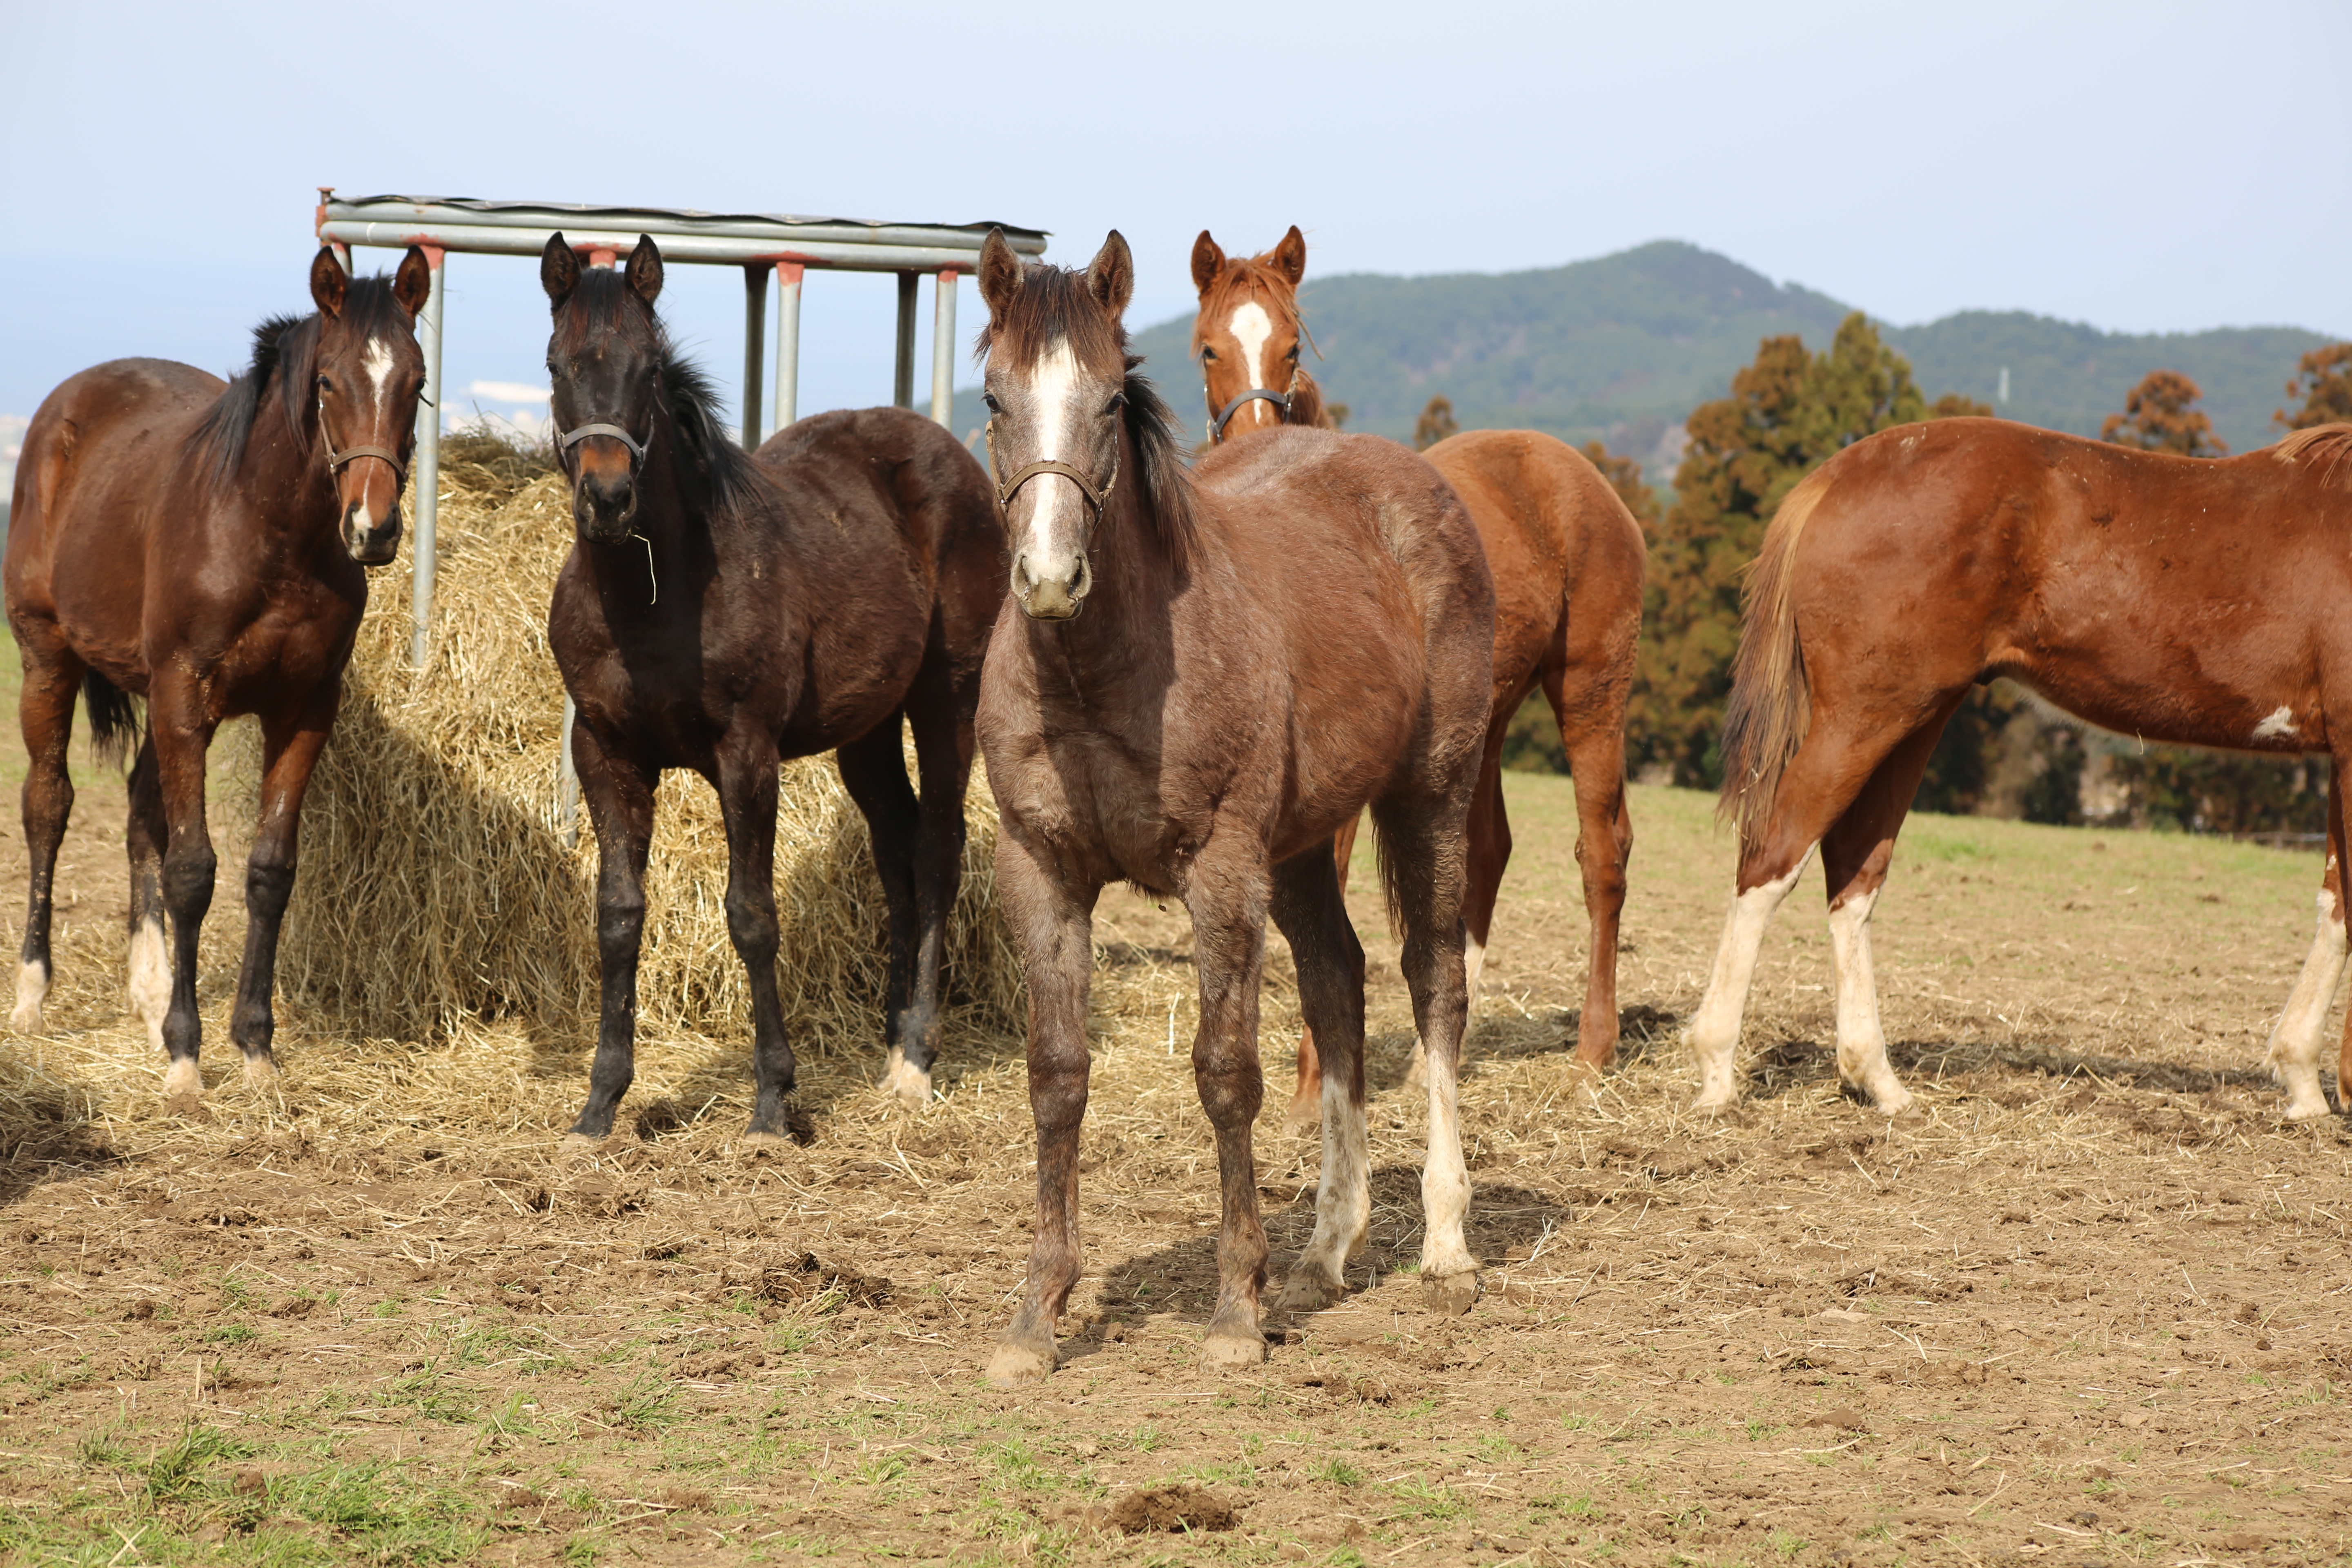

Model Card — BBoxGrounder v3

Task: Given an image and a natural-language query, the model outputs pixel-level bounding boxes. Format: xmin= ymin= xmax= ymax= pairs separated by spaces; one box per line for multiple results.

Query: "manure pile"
xmin=273 ymin=445 xmax=1025 ymax=1062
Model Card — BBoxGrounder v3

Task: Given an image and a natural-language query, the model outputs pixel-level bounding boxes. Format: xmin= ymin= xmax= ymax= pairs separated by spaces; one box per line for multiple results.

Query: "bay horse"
xmin=1693 ymin=417 xmax=2352 ymax=1120
xmin=1192 ymin=227 xmax=1645 ymax=1121
xmin=974 ymin=229 xmax=1496 ymax=1387
xmin=5 ymin=245 xmax=432 ymax=1105
xmin=537 ymin=234 xmax=1001 ymax=1145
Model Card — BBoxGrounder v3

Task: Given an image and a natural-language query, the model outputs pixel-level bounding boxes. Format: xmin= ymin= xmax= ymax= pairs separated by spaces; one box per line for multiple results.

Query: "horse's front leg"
xmin=714 ymin=731 xmax=799 ymax=1147
xmin=150 ymin=683 xmax=219 ymax=1107
xmin=566 ymin=720 xmax=656 ymax=1145
xmin=1187 ymin=849 xmax=1272 ymax=1372
xmin=227 ymin=688 xmax=339 ymax=1087
xmin=986 ymin=827 xmax=1098 ymax=1390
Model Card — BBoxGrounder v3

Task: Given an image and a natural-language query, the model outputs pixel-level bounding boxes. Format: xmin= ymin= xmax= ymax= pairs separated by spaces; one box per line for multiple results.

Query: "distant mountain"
xmin=948 ymin=241 xmax=2335 ymax=475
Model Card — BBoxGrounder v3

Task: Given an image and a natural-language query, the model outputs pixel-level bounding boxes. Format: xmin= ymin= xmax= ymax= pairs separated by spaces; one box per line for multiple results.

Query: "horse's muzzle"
xmin=575 ymin=472 xmax=638 ymax=544
xmin=345 ymin=507 xmax=402 ymax=566
xmin=1013 ymin=550 xmax=1090 ymax=621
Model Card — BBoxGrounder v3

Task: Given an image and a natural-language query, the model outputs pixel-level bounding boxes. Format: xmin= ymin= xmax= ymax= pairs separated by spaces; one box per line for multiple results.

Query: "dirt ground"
xmin=1 ymin=750 xmax=2348 ymax=1566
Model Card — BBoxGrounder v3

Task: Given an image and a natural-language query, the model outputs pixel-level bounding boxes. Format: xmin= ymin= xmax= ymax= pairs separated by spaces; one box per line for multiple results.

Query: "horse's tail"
xmin=1717 ymin=463 xmax=1836 ymax=838
xmin=81 ymin=670 xmax=141 ymax=771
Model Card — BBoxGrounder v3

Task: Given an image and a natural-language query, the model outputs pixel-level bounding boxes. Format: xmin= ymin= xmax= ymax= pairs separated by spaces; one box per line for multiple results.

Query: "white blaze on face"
xmin=1010 ymin=338 xmax=1094 ymax=610
xmin=1228 ymin=301 xmax=1275 ymax=430
xmin=343 ymin=337 xmax=397 ymax=534
xmin=359 ymin=338 xmax=394 ymax=420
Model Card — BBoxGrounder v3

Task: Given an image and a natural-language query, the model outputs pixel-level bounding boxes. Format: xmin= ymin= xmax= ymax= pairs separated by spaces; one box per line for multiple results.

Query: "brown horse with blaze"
xmin=976 ymin=229 xmax=1496 ymax=1386
xmin=1192 ymin=226 xmax=1647 ymax=1120
xmin=5 ymin=246 xmax=432 ymax=1104
xmin=1692 ymin=418 xmax=2352 ymax=1120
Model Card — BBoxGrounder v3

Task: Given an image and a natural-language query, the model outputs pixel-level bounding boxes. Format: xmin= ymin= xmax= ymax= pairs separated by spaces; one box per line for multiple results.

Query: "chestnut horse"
xmin=537 ymin=234 xmax=1001 ymax=1146
xmin=975 ymin=229 xmax=1495 ymax=1387
xmin=5 ymin=246 xmax=431 ymax=1104
xmin=1693 ymin=417 xmax=2352 ymax=1120
xmin=1192 ymin=227 xmax=1646 ymax=1119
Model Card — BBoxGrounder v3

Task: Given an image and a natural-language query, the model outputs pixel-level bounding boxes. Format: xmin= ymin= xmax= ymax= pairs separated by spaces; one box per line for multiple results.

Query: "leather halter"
xmin=984 ymin=419 xmax=1119 ymax=519
xmin=557 ymin=419 xmax=650 ymax=466
xmin=317 ymin=394 xmax=407 ymax=480
xmin=1207 ymin=386 xmax=1292 ymax=442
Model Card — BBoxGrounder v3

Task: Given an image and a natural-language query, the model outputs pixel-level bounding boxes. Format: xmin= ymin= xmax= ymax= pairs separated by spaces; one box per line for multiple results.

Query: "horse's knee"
xmin=723 ymin=885 xmax=778 ymax=954
xmin=244 ymin=860 xmax=296 ymax=924
xmin=162 ymin=844 xmax=216 ymax=916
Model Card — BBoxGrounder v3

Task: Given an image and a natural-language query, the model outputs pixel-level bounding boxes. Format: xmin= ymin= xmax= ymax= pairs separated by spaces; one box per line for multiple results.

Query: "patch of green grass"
xmin=202 ymin=1323 xmax=258 ymax=1345
xmin=1383 ymin=1478 xmax=1469 ymax=1521
xmin=1313 ymin=1457 xmax=1363 ymax=1487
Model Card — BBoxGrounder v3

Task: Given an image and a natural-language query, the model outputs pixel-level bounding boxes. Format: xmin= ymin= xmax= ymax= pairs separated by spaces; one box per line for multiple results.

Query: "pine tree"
xmin=1413 ymin=396 xmax=1459 ymax=452
xmin=2276 ymin=344 xmax=2352 ymax=432
xmin=1578 ymin=440 xmax=1662 ymax=530
xmin=2102 ymin=370 xmax=2227 ymax=457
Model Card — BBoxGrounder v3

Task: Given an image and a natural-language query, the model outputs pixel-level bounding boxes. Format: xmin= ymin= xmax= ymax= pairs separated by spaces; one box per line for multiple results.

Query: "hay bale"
xmin=271 ymin=454 xmax=1023 ymax=1058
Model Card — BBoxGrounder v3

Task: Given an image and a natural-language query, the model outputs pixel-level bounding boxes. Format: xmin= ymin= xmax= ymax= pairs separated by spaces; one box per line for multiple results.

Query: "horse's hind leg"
xmin=11 ymin=641 xmax=80 ymax=1035
xmin=1551 ymin=658 xmax=1634 ymax=1071
xmin=124 ymin=736 xmax=168 ymax=1055
xmin=1815 ymin=706 xmax=1960 ymax=1115
xmin=906 ymin=670 xmax=984 ymax=1107
xmin=149 ymin=682 xmax=219 ymax=1104
xmin=1269 ymin=844 xmax=1369 ymax=1313
xmin=1285 ymin=813 xmax=1359 ymax=1132
xmin=2267 ymin=763 xmax=2348 ymax=1120
xmin=838 ymin=715 xmax=933 ymax=1108
xmin=1686 ymin=705 xmax=1940 ymax=1110
xmin=1369 ymin=788 xmax=1480 ymax=1316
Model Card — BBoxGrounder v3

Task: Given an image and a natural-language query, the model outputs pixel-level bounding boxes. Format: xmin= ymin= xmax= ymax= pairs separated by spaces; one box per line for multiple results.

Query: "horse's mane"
xmin=564 ymin=269 xmax=770 ymax=521
xmin=979 ymin=262 xmax=1197 ymax=569
xmin=190 ymin=277 xmax=410 ymax=487
xmin=2272 ymin=423 xmax=2352 ymax=488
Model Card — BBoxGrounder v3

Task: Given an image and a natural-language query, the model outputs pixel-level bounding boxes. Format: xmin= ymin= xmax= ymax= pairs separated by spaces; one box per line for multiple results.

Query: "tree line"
xmin=1490 ymin=318 xmax=2352 ymax=836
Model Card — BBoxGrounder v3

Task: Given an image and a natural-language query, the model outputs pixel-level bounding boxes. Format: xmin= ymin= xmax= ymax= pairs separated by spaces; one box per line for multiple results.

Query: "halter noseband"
xmin=317 ymin=394 xmax=408 ymax=481
xmin=1207 ymin=386 xmax=1293 ymax=442
xmin=984 ymin=419 xmax=1120 ymax=520
xmin=557 ymin=420 xmax=650 ymax=466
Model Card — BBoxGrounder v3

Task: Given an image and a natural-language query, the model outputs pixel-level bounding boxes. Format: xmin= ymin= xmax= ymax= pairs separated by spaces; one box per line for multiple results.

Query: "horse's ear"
xmin=626 ymin=235 xmax=664 ymax=306
xmin=1087 ymin=231 xmax=1134 ymax=319
xmin=541 ymin=232 xmax=580 ymax=310
xmin=978 ymin=228 xmax=1022 ymax=321
xmin=1271 ymin=225 xmax=1307 ymax=288
xmin=310 ymin=246 xmax=347 ymax=319
xmin=1191 ymin=230 xmax=1225 ymax=296
xmin=392 ymin=245 xmax=432 ymax=316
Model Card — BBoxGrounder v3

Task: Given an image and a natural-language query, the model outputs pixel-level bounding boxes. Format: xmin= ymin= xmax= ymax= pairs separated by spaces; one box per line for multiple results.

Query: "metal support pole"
xmin=773 ymin=263 xmax=803 ymax=432
xmin=893 ymin=271 xmax=918 ymax=410
xmin=739 ymin=264 xmax=766 ymax=450
xmin=930 ymin=270 xmax=958 ymax=429
xmin=409 ymin=245 xmax=445 ymax=670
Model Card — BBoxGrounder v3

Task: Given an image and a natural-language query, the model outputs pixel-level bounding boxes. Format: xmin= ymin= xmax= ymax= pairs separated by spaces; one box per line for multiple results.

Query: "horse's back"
xmin=6 ymin=359 xmax=222 ymax=621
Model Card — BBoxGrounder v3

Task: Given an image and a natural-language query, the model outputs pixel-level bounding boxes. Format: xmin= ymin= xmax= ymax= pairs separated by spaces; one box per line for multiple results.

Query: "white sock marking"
xmin=2265 ymin=887 xmax=2347 ymax=1120
xmin=11 ymin=959 xmax=50 ymax=1034
xmin=1686 ymin=845 xmax=1815 ymax=1107
xmin=1420 ymin=1033 xmax=1475 ymax=1281
xmin=1828 ymin=886 xmax=1913 ymax=1113
xmin=127 ymin=915 xmax=169 ymax=1053
xmin=1291 ymin=1067 xmax=1370 ymax=1295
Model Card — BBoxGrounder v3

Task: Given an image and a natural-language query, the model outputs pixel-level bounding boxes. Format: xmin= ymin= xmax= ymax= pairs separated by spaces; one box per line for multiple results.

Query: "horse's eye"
xmin=983 ymin=394 xmax=1001 ymax=414
xmin=1286 ymin=345 xmax=1301 ymax=362
xmin=316 ymin=375 xmax=334 ymax=394
xmin=1102 ymin=392 xmax=1126 ymax=416
xmin=1201 ymin=347 xmax=1218 ymax=362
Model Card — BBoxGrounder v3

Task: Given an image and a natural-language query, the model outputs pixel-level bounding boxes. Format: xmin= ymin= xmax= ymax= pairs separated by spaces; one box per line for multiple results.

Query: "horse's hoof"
xmin=1274 ymin=1269 xmax=1346 ymax=1314
xmin=984 ymin=1340 xmax=1057 ymax=1390
xmin=163 ymin=1058 xmax=201 ymax=1099
xmin=739 ymin=1129 xmax=793 ymax=1157
xmin=8 ymin=1002 xmax=44 ymax=1036
xmin=1281 ymin=1098 xmax=1321 ymax=1136
xmin=1865 ymin=1082 xmax=1917 ymax=1117
xmin=1692 ymin=1087 xmax=1738 ymax=1114
xmin=1200 ymin=1330 xmax=1268 ymax=1374
xmin=557 ymin=1132 xmax=603 ymax=1163
xmin=164 ymin=1092 xmax=211 ymax=1123
xmin=241 ymin=1054 xmax=279 ymax=1089
xmin=2282 ymin=1091 xmax=2333 ymax=1122
xmin=883 ymin=1050 xmax=933 ymax=1111
xmin=1422 ymin=1271 xmax=1479 ymax=1316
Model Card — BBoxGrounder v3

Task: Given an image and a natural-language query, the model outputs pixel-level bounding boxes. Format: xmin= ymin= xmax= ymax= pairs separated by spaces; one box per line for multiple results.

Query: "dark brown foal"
xmin=973 ymin=230 xmax=1496 ymax=1388
xmin=5 ymin=246 xmax=430 ymax=1102
xmin=1191 ymin=229 xmax=1646 ymax=1123
xmin=537 ymin=235 xmax=1001 ymax=1145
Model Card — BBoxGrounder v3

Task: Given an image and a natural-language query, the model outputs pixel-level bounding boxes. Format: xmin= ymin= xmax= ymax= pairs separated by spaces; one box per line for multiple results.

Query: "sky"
xmin=4 ymin=0 xmax=2348 ymax=439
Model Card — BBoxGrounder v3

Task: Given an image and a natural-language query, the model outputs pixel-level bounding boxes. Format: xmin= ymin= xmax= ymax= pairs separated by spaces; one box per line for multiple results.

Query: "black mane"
xmin=189 ymin=275 xmax=412 ymax=486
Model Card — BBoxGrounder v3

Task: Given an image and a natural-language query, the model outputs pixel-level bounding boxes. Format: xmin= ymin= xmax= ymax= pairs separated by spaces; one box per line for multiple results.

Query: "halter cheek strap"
xmin=317 ymin=395 xmax=408 ymax=480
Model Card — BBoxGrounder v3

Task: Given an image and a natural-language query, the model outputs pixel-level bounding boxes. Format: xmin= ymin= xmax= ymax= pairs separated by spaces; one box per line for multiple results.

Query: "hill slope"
xmin=953 ymin=241 xmax=2331 ymax=468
